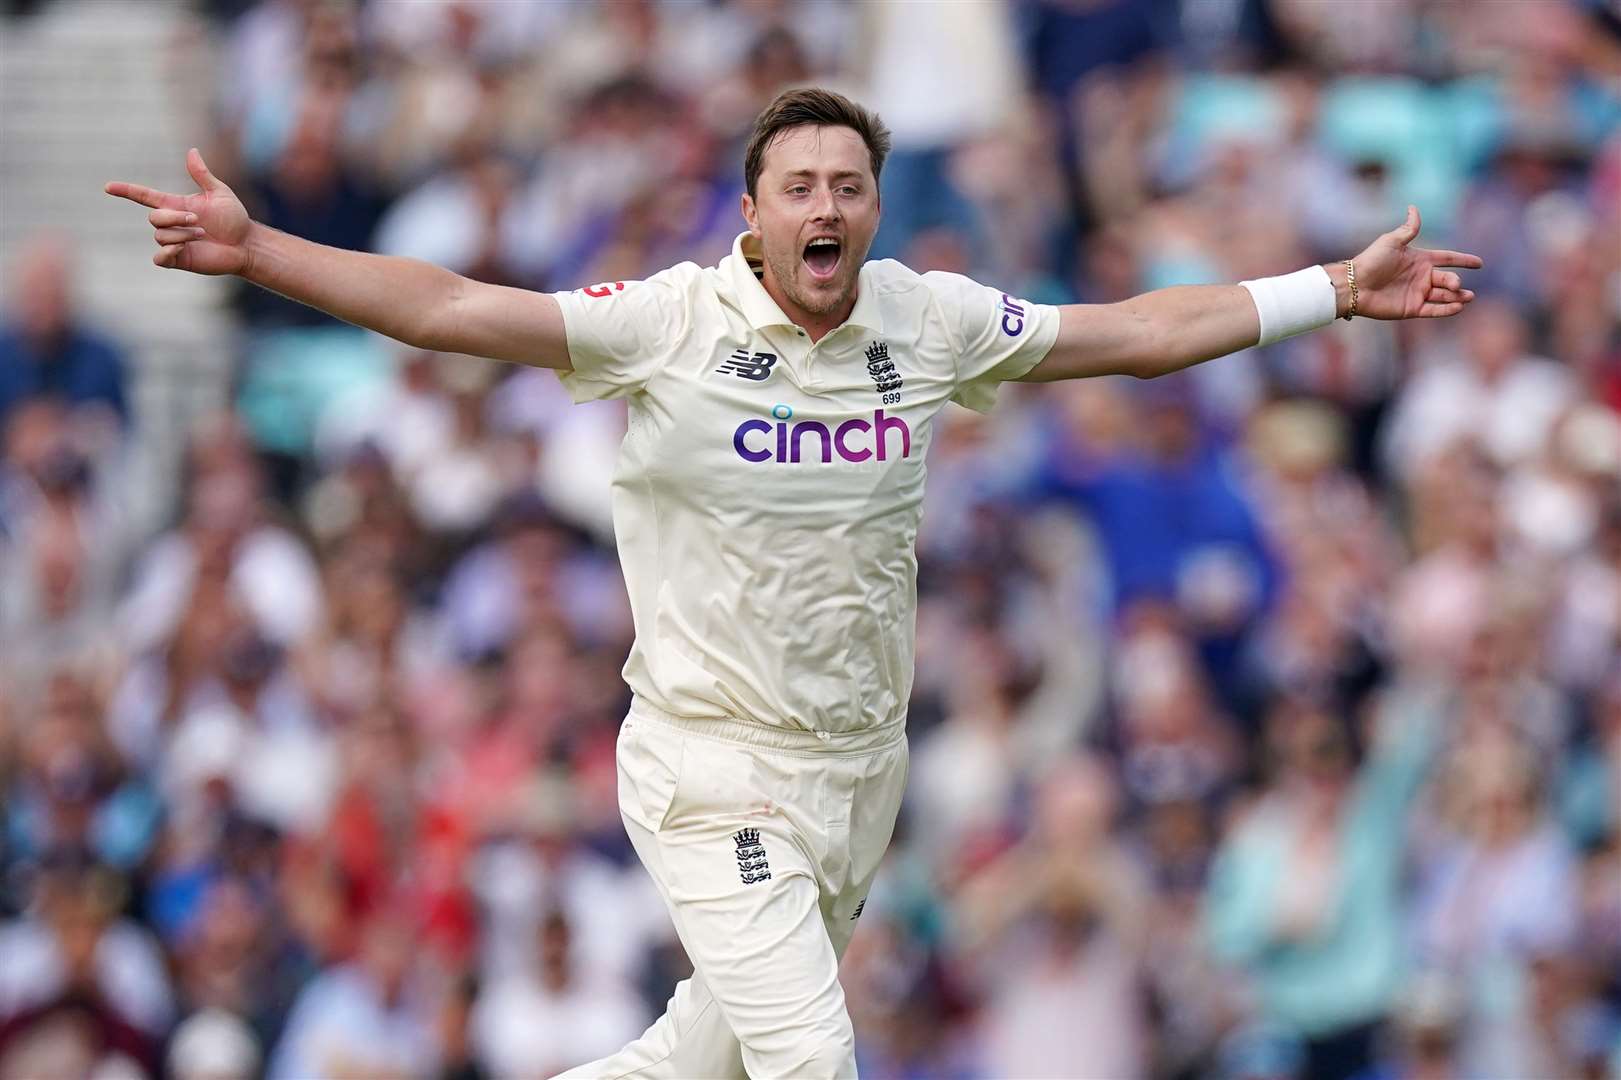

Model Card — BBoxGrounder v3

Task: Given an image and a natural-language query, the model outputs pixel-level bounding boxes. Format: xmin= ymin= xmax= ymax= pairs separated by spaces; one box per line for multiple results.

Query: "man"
xmin=0 ymin=237 xmax=128 ymax=431
xmin=108 ymin=88 xmax=1481 ymax=1079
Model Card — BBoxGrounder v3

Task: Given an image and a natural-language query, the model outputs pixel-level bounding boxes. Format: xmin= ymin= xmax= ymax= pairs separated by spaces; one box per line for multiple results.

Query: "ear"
xmin=741 ymin=191 xmax=760 ymax=237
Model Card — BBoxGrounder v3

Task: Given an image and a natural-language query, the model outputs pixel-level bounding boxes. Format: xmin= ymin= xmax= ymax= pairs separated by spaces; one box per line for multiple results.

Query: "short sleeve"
xmin=553 ymin=263 xmax=698 ymax=403
xmin=924 ymin=272 xmax=1060 ymax=413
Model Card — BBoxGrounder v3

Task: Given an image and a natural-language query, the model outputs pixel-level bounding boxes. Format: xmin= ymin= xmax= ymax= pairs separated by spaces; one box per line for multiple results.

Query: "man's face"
xmin=743 ymin=124 xmax=879 ymax=319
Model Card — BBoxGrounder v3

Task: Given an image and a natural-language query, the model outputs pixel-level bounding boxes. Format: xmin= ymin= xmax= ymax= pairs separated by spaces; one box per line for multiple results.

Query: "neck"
xmin=759 ymin=263 xmax=857 ymax=344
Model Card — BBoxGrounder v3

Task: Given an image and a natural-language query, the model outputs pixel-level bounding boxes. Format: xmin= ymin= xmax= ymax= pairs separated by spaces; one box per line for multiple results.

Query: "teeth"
xmin=807 ymin=238 xmax=838 ymax=248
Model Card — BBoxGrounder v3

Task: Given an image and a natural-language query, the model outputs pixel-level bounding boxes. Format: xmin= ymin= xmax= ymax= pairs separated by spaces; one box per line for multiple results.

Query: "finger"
xmin=153 ymin=243 xmax=186 ymax=268
xmin=1431 ymin=269 xmax=1463 ymax=291
xmin=186 ymin=147 xmax=225 ymax=192
xmin=153 ymin=227 xmax=205 ymax=244
xmin=106 ymin=181 xmax=179 ymax=210
xmin=1419 ymin=300 xmax=1465 ymax=318
xmin=1427 ymin=287 xmax=1467 ymax=305
xmin=149 ymin=208 xmax=198 ymax=228
xmin=1391 ymin=204 xmax=1420 ymax=244
xmin=1427 ymin=249 xmax=1484 ymax=269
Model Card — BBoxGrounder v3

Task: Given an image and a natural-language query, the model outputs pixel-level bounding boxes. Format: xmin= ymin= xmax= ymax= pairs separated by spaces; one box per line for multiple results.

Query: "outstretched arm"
xmin=1019 ymin=205 xmax=1483 ymax=382
xmin=105 ymin=148 xmax=571 ymax=370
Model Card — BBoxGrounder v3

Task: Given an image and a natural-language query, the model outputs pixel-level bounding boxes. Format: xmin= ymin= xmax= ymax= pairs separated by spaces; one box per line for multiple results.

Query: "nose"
xmin=809 ymin=185 xmax=840 ymax=222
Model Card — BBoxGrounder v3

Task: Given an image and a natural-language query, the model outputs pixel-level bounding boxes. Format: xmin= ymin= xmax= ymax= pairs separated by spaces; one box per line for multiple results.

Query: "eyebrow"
xmin=782 ymin=169 xmax=865 ymax=182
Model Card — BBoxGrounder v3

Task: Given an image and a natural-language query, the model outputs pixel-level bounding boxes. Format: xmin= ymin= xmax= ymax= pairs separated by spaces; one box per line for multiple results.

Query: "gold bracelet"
xmin=1342 ymin=259 xmax=1357 ymax=320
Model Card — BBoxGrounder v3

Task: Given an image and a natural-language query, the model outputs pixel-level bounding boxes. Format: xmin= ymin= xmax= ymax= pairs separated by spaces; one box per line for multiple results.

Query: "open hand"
xmin=1350 ymin=205 xmax=1483 ymax=320
xmin=105 ymin=147 xmax=253 ymax=276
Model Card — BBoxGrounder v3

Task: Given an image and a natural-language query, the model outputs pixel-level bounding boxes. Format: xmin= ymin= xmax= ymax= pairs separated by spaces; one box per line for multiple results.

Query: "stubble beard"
xmin=765 ymin=241 xmax=853 ymax=318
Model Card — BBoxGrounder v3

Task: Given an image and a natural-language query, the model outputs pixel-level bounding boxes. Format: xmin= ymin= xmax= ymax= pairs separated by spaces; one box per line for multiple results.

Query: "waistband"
xmin=628 ymin=696 xmax=906 ymax=756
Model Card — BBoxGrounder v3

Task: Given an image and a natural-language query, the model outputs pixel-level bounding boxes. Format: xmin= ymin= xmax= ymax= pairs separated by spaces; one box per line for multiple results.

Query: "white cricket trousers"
xmin=553 ymin=698 xmax=909 ymax=1080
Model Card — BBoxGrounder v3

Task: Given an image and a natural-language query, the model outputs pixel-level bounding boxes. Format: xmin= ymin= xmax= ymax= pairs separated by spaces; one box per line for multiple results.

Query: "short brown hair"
xmin=743 ymin=87 xmax=891 ymax=200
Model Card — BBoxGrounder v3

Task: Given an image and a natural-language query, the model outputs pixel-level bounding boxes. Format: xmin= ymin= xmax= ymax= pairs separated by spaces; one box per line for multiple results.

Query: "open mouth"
xmin=803 ymin=237 xmax=841 ymax=282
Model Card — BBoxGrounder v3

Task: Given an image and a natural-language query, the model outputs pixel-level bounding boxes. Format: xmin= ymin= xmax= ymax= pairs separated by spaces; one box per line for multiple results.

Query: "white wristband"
xmin=1239 ymin=265 xmax=1338 ymax=347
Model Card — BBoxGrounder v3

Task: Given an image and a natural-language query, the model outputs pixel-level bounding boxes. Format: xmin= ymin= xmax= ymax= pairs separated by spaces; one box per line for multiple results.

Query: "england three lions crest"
xmin=733 ymin=827 xmax=771 ymax=884
xmin=865 ymin=341 xmax=902 ymax=395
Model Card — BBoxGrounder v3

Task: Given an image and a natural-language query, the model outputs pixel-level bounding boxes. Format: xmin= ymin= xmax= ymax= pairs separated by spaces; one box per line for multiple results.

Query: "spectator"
xmin=0 ymin=850 xmax=173 ymax=1067
xmin=438 ymin=492 xmax=624 ymax=660
xmin=1381 ymin=297 xmax=1573 ymax=481
xmin=954 ymin=754 xmax=1152 ymax=1079
xmin=465 ymin=769 xmax=664 ymax=995
xmin=0 ymin=236 xmax=128 ymax=433
xmin=905 ymin=628 xmax=1026 ymax=871
xmin=118 ymin=414 xmax=323 ymax=658
xmin=1034 ymin=378 xmax=1280 ymax=700
xmin=1204 ymin=684 xmax=1446 ymax=1080
xmin=266 ymin=906 xmax=436 ymax=1080
xmin=2 ymin=671 xmax=160 ymax=874
xmin=0 ymin=401 xmax=125 ymax=688
xmin=1411 ymin=723 xmax=1583 ymax=1079
xmin=469 ymin=907 xmax=646 ymax=1077
xmin=859 ymin=0 xmax=1024 ymax=260
xmin=169 ymin=875 xmax=306 ymax=1055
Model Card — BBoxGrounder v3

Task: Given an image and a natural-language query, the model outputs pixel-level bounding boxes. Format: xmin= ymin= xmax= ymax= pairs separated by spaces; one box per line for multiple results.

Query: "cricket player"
xmin=108 ymin=87 xmax=1481 ymax=1079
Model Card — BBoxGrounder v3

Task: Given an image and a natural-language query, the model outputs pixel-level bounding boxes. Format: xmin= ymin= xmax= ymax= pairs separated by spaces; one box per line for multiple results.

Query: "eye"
xmin=839 ymin=186 xmax=860 ymax=196
xmin=788 ymin=185 xmax=810 ymax=195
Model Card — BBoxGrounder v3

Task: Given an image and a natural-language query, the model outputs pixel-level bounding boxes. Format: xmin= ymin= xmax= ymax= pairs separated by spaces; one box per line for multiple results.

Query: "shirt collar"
xmin=726 ymin=231 xmax=884 ymax=335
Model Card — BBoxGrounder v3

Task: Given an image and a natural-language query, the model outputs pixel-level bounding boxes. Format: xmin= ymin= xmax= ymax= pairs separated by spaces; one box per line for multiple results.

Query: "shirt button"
xmin=795 ymin=329 xmax=806 ymax=336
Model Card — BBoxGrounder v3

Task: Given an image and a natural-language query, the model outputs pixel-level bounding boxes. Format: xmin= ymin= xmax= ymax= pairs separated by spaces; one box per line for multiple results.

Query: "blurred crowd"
xmin=3 ymin=0 xmax=1621 ymax=1078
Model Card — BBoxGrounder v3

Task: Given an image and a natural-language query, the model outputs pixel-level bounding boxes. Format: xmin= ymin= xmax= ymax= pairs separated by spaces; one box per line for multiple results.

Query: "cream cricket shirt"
xmin=553 ymin=232 xmax=1058 ymax=738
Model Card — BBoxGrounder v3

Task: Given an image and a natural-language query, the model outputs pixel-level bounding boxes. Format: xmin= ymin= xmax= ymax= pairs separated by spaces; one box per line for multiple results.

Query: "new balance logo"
xmin=864 ymin=341 xmax=902 ymax=394
xmin=734 ymin=828 xmax=771 ymax=884
xmin=849 ymin=898 xmax=866 ymax=921
xmin=716 ymin=350 xmax=778 ymax=381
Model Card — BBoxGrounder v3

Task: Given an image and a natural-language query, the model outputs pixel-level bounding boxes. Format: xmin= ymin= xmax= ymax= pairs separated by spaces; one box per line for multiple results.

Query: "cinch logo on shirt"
xmin=733 ymin=407 xmax=912 ymax=464
xmin=999 ymin=293 xmax=1028 ymax=337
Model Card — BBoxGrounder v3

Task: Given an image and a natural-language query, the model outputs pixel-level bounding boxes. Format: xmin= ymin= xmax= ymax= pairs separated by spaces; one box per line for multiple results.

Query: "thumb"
xmin=1390 ymin=204 xmax=1420 ymax=245
xmin=186 ymin=147 xmax=224 ymax=192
